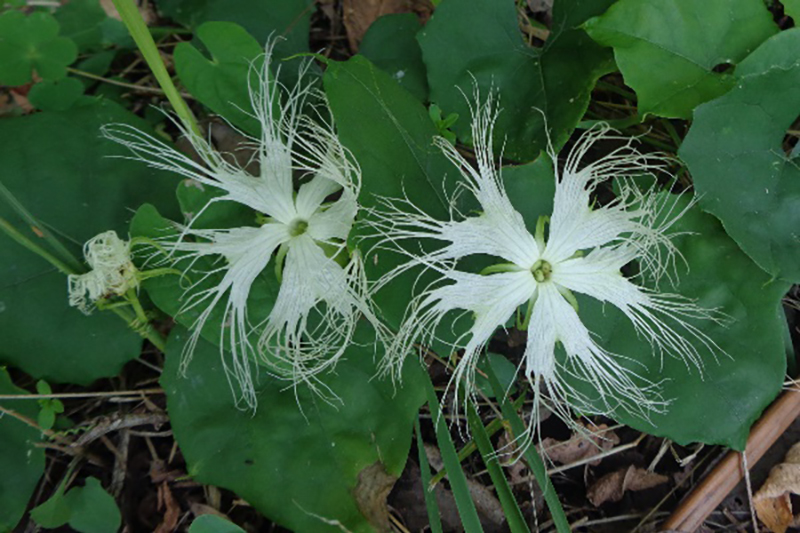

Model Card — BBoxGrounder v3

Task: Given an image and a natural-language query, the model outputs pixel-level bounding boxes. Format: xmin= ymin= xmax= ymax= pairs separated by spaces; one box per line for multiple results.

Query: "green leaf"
xmin=54 ymin=0 xmax=107 ymax=52
xmin=62 ymin=477 xmax=121 ymax=533
xmin=174 ymin=22 xmax=264 ymax=135
xmin=785 ymin=0 xmax=800 ymax=20
xmin=189 ymin=515 xmax=246 ymax=533
xmin=583 ymin=0 xmax=777 ymax=118
xmin=0 ymin=369 xmax=45 ymax=533
xmin=579 ymin=196 xmax=789 ymax=450
xmin=162 ymin=325 xmax=425 ymax=533
xmin=158 ymin=0 xmax=312 ymax=74
xmin=0 ymin=99 xmax=179 ymax=384
xmin=418 ymin=0 xmax=615 ymax=162
xmin=27 ymin=78 xmax=86 ymax=111
xmin=30 ymin=488 xmax=71 ymax=529
xmin=679 ymin=29 xmax=800 ymax=282
xmin=475 ymin=352 xmax=518 ymax=399
xmin=0 ymin=10 xmax=78 ymax=85
xmin=324 ymin=55 xmax=455 ymax=329
xmin=359 ymin=14 xmax=428 ymax=102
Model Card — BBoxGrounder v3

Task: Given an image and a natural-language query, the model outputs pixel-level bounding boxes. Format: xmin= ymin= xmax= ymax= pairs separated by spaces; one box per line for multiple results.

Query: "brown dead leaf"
xmin=541 ymin=424 xmax=620 ymax=467
xmin=354 ymin=462 xmax=397 ymax=533
xmin=342 ymin=0 xmax=433 ymax=52
xmin=754 ymin=442 xmax=800 ymax=533
xmin=155 ymin=482 xmax=181 ymax=533
xmin=100 ymin=0 xmax=157 ymax=24
xmin=587 ymin=466 xmax=668 ymax=507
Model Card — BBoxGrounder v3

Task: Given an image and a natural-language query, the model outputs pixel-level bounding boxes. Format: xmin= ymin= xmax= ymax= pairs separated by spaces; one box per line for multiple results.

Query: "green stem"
xmin=0 ymin=181 xmax=83 ymax=273
xmin=111 ymin=0 xmax=200 ymax=136
xmin=0 ymin=216 xmax=76 ymax=276
xmin=111 ymin=306 xmax=166 ymax=352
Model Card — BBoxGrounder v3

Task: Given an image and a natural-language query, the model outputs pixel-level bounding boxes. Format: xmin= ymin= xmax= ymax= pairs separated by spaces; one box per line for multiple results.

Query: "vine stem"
xmin=111 ymin=0 xmax=201 ymax=136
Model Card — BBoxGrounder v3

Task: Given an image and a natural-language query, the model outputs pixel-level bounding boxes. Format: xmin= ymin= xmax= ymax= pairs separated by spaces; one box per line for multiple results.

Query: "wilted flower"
xmin=68 ymin=230 xmax=137 ymax=314
xmin=372 ymin=94 xmax=722 ymax=434
xmin=102 ymin=45 xmax=382 ymax=408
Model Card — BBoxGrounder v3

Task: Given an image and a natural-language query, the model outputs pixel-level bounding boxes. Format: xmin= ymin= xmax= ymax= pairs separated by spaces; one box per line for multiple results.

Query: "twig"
xmin=661 ymin=387 xmax=800 ymax=531
xmin=0 ymin=387 xmax=163 ymax=400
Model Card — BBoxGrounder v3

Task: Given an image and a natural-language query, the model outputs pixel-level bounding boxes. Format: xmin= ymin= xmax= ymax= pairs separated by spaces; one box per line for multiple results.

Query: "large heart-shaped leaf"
xmin=578 ymin=195 xmax=788 ymax=450
xmin=174 ymin=22 xmax=264 ymax=135
xmin=679 ymin=29 xmax=800 ymax=282
xmin=0 ymin=369 xmax=45 ymax=533
xmin=584 ymin=0 xmax=776 ymax=119
xmin=0 ymin=99 xmax=179 ymax=384
xmin=418 ymin=0 xmax=615 ymax=162
xmin=163 ymin=325 xmax=424 ymax=533
xmin=583 ymin=0 xmax=776 ymax=119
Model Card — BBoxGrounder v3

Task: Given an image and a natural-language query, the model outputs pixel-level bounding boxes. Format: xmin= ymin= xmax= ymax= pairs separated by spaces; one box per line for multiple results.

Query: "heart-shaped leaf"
xmin=418 ymin=0 xmax=616 ymax=162
xmin=163 ymin=325 xmax=425 ymax=533
xmin=174 ymin=22 xmax=264 ymax=135
xmin=679 ymin=29 xmax=800 ymax=282
xmin=583 ymin=0 xmax=777 ymax=118
xmin=0 ymin=99 xmax=179 ymax=384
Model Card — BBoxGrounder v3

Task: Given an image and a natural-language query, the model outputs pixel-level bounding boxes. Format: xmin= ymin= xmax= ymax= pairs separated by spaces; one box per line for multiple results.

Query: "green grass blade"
xmin=467 ymin=402 xmax=531 ymax=533
xmin=415 ymin=416 xmax=444 ymax=533
xmin=423 ymin=375 xmax=484 ymax=533
xmin=111 ymin=0 xmax=200 ymax=136
xmin=483 ymin=363 xmax=571 ymax=533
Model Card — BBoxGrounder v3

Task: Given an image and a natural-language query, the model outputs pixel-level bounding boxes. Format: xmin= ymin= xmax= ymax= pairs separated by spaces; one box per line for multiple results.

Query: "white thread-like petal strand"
xmin=172 ymin=223 xmax=290 ymax=408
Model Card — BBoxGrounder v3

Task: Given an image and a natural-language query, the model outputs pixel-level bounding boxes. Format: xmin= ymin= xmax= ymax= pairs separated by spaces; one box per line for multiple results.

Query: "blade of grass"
xmin=467 ymin=402 xmax=530 ymax=533
xmin=111 ymin=0 xmax=200 ymax=136
xmin=483 ymin=363 xmax=570 ymax=533
xmin=423 ymin=373 xmax=484 ymax=533
xmin=0 ymin=180 xmax=83 ymax=273
xmin=430 ymin=394 xmax=526 ymax=487
xmin=415 ymin=416 xmax=444 ymax=533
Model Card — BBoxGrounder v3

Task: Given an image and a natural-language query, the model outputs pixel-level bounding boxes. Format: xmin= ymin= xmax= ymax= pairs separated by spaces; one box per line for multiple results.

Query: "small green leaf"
xmin=53 ymin=0 xmax=107 ymax=52
xmin=359 ymin=13 xmax=428 ymax=102
xmin=0 ymin=369 xmax=45 ymax=532
xmin=785 ymin=0 xmax=800 ymax=20
xmin=583 ymin=0 xmax=777 ymax=118
xmin=679 ymin=29 xmax=800 ymax=282
xmin=30 ymin=486 xmax=70 ymax=529
xmin=174 ymin=22 xmax=264 ymax=135
xmin=62 ymin=477 xmax=121 ymax=533
xmin=189 ymin=515 xmax=246 ymax=533
xmin=28 ymin=78 xmax=85 ymax=111
xmin=0 ymin=10 xmax=78 ymax=85
xmin=418 ymin=0 xmax=616 ymax=161
xmin=162 ymin=325 xmax=425 ymax=533
xmin=158 ymin=0 xmax=312 ymax=82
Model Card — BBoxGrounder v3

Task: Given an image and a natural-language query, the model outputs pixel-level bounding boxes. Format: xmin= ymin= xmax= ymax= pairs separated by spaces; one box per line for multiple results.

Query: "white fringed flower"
xmin=372 ymin=95 xmax=722 ymax=432
xmin=101 ymin=46 xmax=381 ymax=408
xmin=68 ymin=230 xmax=137 ymax=314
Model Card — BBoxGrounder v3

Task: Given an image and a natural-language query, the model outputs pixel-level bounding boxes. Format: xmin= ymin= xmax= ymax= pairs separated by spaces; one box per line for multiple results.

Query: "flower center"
xmin=288 ymin=218 xmax=308 ymax=237
xmin=531 ymin=259 xmax=552 ymax=283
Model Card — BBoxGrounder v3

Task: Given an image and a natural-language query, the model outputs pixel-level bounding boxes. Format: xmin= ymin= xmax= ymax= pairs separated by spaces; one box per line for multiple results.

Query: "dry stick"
xmin=0 ymin=387 xmax=164 ymax=400
xmin=661 ymin=388 xmax=800 ymax=532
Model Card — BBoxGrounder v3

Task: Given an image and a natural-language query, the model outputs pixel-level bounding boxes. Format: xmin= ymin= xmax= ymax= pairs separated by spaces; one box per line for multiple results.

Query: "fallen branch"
xmin=661 ymin=388 xmax=800 ymax=532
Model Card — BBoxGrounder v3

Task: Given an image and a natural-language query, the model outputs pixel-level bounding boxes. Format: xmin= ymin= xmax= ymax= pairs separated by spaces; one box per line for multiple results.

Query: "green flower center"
xmin=288 ymin=218 xmax=308 ymax=237
xmin=531 ymin=259 xmax=552 ymax=282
